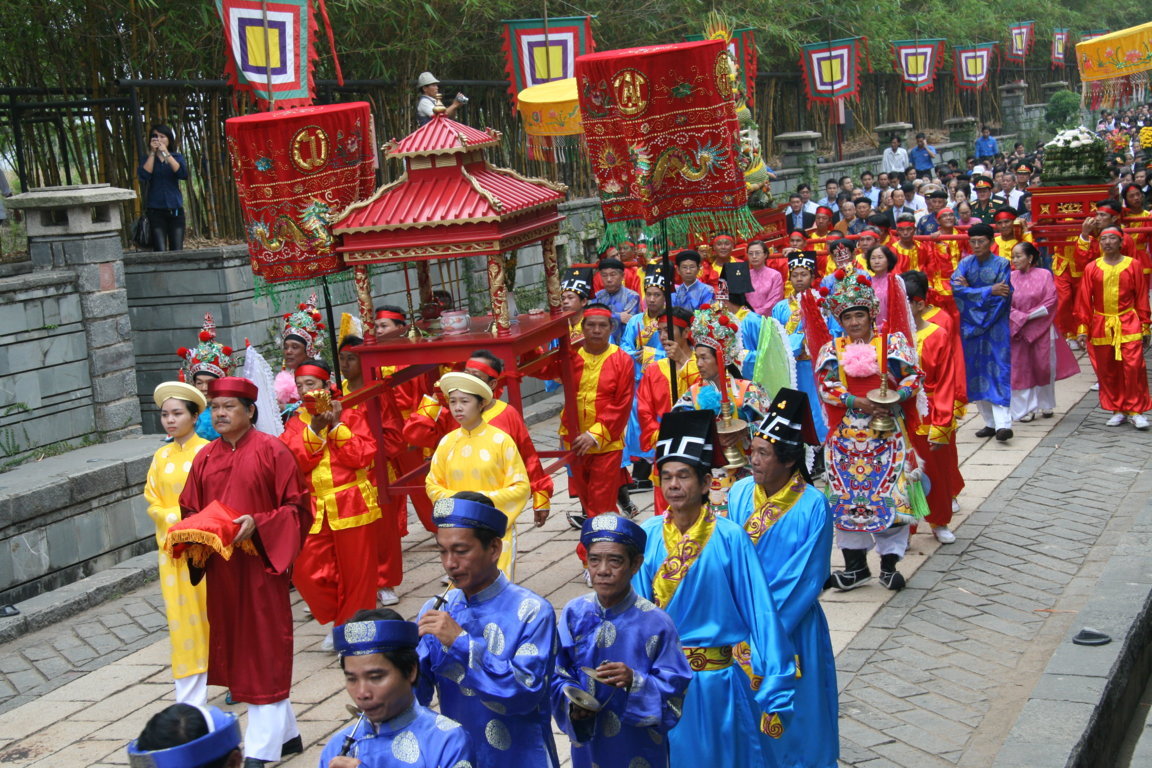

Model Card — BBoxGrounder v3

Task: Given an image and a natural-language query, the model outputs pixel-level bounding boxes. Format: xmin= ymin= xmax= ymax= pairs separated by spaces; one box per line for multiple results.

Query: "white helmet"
xmin=417 ymin=72 xmax=439 ymax=88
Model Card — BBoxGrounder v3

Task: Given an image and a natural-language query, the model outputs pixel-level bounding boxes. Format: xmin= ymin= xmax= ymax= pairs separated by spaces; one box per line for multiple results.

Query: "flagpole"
xmin=261 ymin=0 xmax=276 ymax=109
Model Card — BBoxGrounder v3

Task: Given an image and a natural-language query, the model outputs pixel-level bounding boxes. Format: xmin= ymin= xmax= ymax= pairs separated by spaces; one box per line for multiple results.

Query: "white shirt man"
xmin=882 ymin=138 xmax=909 ymax=174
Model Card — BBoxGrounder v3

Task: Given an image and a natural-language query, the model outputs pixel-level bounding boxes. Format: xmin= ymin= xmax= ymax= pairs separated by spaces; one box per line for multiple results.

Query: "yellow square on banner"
xmin=532 ymin=43 xmax=565 ymax=80
xmin=1012 ymin=30 xmax=1025 ymax=52
xmin=819 ymin=57 xmax=842 ymax=85
xmin=245 ymin=25 xmax=283 ymax=69
xmin=907 ymin=53 xmax=927 ymax=76
xmin=965 ymin=56 xmax=983 ymax=78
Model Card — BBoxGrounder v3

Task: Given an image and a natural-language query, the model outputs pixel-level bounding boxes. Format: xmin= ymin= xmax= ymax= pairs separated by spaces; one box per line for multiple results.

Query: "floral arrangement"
xmin=1042 ymin=127 xmax=1109 ymax=183
xmin=1139 ymin=126 xmax=1152 ymax=150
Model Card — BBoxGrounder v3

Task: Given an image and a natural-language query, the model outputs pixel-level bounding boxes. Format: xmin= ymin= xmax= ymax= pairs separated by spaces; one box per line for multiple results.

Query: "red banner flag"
xmin=890 ymin=39 xmax=946 ymax=92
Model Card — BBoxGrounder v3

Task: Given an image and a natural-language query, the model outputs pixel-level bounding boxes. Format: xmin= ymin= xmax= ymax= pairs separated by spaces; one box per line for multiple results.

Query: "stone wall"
xmin=0 ymin=436 xmax=157 ymax=606
xmin=0 ymin=266 xmax=96 ymax=466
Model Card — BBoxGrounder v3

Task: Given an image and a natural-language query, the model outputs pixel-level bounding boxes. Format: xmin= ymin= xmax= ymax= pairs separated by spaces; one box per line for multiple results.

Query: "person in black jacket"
xmin=138 ymin=124 xmax=189 ymax=251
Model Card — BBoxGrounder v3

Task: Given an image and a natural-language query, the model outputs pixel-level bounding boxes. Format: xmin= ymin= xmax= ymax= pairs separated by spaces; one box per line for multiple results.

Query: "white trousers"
xmin=976 ymin=401 xmax=1013 ymax=430
xmin=1010 ymin=385 xmax=1056 ymax=420
xmin=245 ymin=699 xmax=300 ymax=761
xmin=173 ymin=672 xmax=207 ymax=707
xmin=835 ymin=524 xmax=910 ymax=558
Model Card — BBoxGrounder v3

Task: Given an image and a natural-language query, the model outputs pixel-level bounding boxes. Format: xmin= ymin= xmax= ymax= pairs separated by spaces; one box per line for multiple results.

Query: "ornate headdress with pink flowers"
xmin=176 ymin=313 xmax=234 ymax=381
xmin=820 ymin=268 xmax=878 ymax=319
xmin=689 ymin=303 xmax=740 ymax=365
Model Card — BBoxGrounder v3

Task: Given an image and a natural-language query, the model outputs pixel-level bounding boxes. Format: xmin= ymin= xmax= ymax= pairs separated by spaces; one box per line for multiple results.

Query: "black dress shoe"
xmin=281 ymin=735 xmax=304 ymax=758
xmin=995 ymin=428 xmax=1014 ymax=442
xmin=566 ymin=511 xmax=588 ymax=530
xmin=243 ymin=759 xmax=266 ymax=768
xmin=974 ymin=427 xmax=996 ymax=438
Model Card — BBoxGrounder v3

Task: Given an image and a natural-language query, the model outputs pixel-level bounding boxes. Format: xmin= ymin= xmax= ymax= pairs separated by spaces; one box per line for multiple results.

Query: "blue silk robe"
xmin=551 ymin=589 xmax=693 ymax=768
xmin=621 ymin=313 xmax=668 ymax=464
xmin=593 ymin=287 xmax=642 ymax=344
xmin=633 ymin=513 xmax=797 ymax=768
xmin=728 ymin=477 xmax=839 ymax=768
xmin=318 ymin=702 xmax=474 ymax=768
xmin=952 ymin=254 xmax=1013 ymax=406
xmin=416 ymin=575 xmax=559 ymax=768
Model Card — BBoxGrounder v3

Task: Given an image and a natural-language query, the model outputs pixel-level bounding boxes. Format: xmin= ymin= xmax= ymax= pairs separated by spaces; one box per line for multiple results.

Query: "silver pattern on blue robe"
xmin=318 ymin=702 xmax=474 ymax=768
xmin=633 ymin=515 xmax=797 ymax=768
xmin=952 ymin=254 xmax=1013 ymax=406
xmin=416 ymin=574 xmax=560 ymax=768
xmin=551 ymin=589 xmax=693 ymax=768
xmin=728 ymin=477 xmax=840 ymax=768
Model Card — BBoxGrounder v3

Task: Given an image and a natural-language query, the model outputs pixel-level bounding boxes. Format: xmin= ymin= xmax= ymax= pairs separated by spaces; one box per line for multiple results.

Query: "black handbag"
xmin=131 ymin=180 xmax=151 ymax=249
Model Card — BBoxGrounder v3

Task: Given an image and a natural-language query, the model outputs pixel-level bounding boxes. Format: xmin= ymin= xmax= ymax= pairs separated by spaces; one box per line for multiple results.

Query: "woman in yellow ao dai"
xmin=425 ymin=372 xmax=530 ymax=579
xmin=143 ymin=382 xmax=211 ymax=705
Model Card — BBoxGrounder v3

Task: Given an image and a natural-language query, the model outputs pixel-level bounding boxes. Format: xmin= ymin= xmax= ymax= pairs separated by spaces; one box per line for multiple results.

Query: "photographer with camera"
xmin=415 ymin=72 xmax=467 ymax=127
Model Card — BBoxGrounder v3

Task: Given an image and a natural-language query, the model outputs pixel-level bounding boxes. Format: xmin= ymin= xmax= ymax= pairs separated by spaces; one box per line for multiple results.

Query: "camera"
xmin=455 ymin=93 xmax=469 ymax=105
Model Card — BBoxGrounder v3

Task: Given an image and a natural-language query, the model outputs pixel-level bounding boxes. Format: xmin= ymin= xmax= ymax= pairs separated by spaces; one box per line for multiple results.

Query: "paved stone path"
xmin=0 ymin=352 xmax=1137 ymax=767
xmin=836 ymin=367 xmax=1152 ymax=767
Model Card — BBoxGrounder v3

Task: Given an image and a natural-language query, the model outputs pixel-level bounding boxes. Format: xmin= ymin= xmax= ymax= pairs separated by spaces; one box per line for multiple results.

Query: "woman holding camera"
xmin=138 ymin=124 xmax=188 ymax=251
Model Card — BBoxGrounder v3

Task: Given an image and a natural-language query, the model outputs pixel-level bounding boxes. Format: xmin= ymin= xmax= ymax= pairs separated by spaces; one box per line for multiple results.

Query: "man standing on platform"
xmin=952 ymin=223 xmax=1014 ymax=441
xmin=179 ymin=376 xmax=310 ymax=766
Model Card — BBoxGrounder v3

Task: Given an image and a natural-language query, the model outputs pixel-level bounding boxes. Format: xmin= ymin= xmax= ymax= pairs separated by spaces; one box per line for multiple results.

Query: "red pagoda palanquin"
xmin=330 ymin=107 xmax=581 ymax=506
xmin=332 ymin=109 xmax=567 ymax=334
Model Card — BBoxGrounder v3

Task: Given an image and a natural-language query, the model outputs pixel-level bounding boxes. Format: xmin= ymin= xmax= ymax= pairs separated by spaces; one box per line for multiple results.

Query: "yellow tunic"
xmin=426 ymin=423 xmax=531 ymax=577
xmin=143 ymin=436 xmax=210 ymax=679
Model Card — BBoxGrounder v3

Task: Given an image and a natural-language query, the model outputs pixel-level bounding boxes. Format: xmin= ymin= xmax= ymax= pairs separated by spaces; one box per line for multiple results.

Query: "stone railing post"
xmin=773 ymin=131 xmax=823 ymax=189
xmin=875 ymin=122 xmax=914 ymax=147
xmin=1042 ymin=81 xmax=1070 ymax=101
xmin=944 ymin=117 xmax=979 ymax=152
xmin=999 ymin=81 xmax=1028 ymax=137
xmin=7 ymin=184 xmax=142 ymax=441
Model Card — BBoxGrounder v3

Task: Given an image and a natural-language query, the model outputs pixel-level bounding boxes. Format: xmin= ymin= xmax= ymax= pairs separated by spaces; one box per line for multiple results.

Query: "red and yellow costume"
xmin=993 ymin=230 xmax=1033 ymax=257
xmin=912 ymin=322 xmax=964 ymax=528
xmin=281 ymin=404 xmax=380 ymax=626
xmin=1052 ymin=238 xmax=1093 ymax=338
xmin=342 ymin=380 xmax=406 ymax=592
xmin=1075 ymin=254 xmax=1152 ymax=414
xmin=637 ymin=355 xmax=701 ymax=511
xmin=381 ymin=365 xmax=438 ymax=535
xmin=891 ymin=238 xmax=940 ymax=275
xmin=556 ymin=344 xmax=636 ymax=516
xmin=404 ymin=395 xmax=554 ymax=513
xmin=1122 ymin=207 xmax=1152 ymax=272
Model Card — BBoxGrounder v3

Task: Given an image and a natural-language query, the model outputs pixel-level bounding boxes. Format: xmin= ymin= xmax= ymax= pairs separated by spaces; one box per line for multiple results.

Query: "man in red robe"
xmin=901 ymin=271 xmax=964 ymax=543
xmin=1075 ymin=224 xmax=1152 ymax=428
xmin=179 ymin=376 xmax=310 ymax=765
xmin=540 ymin=303 xmax=636 ymax=529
